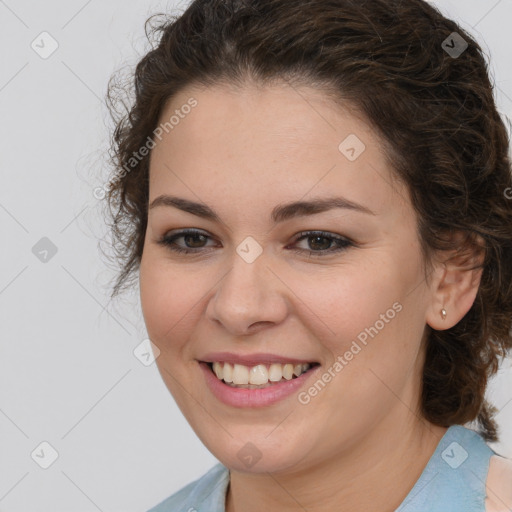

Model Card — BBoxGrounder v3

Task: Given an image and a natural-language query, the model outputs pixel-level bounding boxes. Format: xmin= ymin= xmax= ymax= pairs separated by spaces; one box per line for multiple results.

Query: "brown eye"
xmin=157 ymin=229 xmax=217 ymax=254
xmin=181 ymin=232 xmax=208 ymax=248
xmin=289 ymin=231 xmax=353 ymax=257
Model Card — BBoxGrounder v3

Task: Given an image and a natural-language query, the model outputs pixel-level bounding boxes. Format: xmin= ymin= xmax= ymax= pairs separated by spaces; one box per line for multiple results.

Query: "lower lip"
xmin=199 ymin=362 xmax=320 ymax=408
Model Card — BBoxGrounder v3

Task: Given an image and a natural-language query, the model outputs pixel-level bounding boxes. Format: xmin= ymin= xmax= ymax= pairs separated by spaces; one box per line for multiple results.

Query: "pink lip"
xmin=199 ymin=361 xmax=321 ymax=408
xmin=199 ymin=351 xmax=317 ymax=367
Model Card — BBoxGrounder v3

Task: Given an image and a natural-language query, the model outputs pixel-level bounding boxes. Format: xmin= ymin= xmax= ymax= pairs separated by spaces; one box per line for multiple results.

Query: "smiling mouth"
xmin=205 ymin=361 xmax=320 ymax=389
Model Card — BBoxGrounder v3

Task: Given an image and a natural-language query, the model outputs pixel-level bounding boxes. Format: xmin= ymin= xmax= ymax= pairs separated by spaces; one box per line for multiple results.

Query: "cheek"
xmin=298 ymin=254 xmax=421 ymax=388
xmin=315 ymin=282 xmax=423 ymax=417
xmin=293 ymin=260 xmax=402 ymax=347
xmin=139 ymin=254 xmax=206 ymax=345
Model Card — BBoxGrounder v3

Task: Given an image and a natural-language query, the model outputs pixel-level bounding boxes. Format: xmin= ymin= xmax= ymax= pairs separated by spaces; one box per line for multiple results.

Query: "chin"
xmin=199 ymin=429 xmax=313 ymax=474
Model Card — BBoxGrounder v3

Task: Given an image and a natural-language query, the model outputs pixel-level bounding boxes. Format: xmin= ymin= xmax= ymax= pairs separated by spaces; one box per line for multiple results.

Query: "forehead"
xmin=158 ymin=81 xmax=369 ymax=150
xmin=148 ymin=82 xmax=408 ymax=218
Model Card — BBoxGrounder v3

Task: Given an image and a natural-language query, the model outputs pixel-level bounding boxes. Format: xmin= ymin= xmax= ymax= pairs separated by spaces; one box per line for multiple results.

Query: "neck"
xmin=225 ymin=417 xmax=448 ymax=512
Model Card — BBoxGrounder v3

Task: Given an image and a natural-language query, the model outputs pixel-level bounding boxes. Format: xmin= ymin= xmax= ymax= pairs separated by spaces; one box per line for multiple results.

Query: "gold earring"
xmin=441 ymin=308 xmax=447 ymax=320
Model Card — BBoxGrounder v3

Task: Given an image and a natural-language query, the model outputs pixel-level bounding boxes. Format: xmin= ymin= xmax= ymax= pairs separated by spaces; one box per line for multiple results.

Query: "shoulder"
xmin=485 ymin=454 xmax=512 ymax=512
xmin=146 ymin=463 xmax=229 ymax=512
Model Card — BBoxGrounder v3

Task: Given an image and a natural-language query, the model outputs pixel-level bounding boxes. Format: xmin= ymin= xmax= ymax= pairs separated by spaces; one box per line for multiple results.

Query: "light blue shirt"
xmin=147 ymin=424 xmax=499 ymax=511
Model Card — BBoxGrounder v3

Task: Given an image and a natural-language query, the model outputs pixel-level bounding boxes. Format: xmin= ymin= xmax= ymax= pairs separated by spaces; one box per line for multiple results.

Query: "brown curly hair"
xmin=104 ymin=0 xmax=512 ymax=442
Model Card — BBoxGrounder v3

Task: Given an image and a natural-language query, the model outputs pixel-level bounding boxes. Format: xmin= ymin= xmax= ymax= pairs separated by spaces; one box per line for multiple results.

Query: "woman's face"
xmin=140 ymin=82 xmax=436 ymax=473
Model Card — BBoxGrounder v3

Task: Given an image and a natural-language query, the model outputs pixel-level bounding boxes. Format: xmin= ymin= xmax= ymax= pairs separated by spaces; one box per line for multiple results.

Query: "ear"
xmin=425 ymin=231 xmax=486 ymax=331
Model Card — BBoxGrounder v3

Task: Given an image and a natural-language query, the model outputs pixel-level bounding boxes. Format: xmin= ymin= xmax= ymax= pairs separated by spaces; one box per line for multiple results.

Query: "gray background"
xmin=0 ymin=0 xmax=511 ymax=511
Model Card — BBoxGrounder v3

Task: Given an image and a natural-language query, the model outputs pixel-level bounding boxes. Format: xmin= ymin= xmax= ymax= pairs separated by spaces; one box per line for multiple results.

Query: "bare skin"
xmin=486 ymin=456 xmax=512 ymax=511
xmin=139 ymin=81 xmax=506 ymax=512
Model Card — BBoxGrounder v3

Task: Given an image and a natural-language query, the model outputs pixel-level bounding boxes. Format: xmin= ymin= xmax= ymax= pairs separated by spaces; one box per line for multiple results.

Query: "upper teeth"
xmin=211 ymin=362 xmax=311 ymax=385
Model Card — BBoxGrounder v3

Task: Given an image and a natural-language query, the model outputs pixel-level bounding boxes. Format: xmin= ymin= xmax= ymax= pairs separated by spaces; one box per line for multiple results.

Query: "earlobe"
xmin=425 ymin=233 xmax=485 ymax=331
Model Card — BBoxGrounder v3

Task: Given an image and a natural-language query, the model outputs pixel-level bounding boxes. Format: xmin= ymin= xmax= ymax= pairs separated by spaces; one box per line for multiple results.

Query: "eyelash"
xmin=156 ymin=229 xmax=354 ymax=257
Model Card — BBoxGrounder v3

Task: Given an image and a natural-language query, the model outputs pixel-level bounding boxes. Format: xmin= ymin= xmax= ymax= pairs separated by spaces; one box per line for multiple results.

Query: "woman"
xmin=104 ymin=0 xmax=512 ymax=510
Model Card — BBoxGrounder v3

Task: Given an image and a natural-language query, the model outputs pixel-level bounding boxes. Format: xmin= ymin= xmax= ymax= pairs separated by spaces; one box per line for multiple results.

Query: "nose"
xmin=205 ymin=251 xmax=289 ymax=336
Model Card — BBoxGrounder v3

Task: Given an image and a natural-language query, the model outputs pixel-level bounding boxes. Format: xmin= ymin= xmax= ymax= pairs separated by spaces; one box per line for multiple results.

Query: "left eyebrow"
xmin=148 ymin=195 xmax=376 ymax=223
